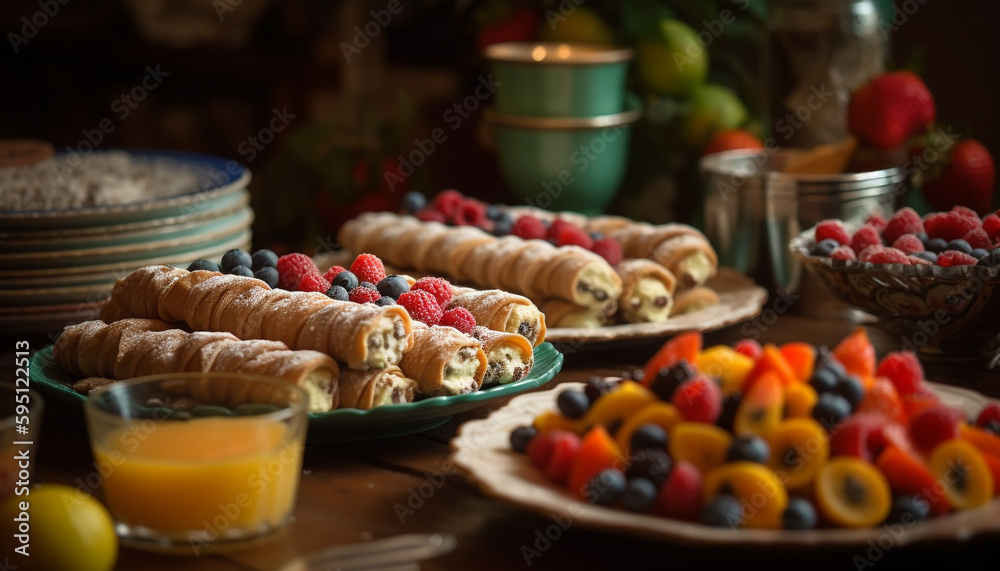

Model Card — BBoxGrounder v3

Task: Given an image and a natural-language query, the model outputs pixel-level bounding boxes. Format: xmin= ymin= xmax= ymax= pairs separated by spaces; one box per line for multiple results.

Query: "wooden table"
xmin=5 ymin=311 xmax=999 ymax=571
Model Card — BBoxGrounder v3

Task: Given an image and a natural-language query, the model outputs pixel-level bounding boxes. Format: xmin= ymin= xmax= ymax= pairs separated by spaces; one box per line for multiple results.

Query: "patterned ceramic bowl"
xmin=790 ymin=226 xmax=1000 ymax=365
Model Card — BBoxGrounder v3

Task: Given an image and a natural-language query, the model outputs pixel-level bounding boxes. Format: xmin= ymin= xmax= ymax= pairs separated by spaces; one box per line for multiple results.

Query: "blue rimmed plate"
xmin=28 ymin=342 xmax=564 ymax=443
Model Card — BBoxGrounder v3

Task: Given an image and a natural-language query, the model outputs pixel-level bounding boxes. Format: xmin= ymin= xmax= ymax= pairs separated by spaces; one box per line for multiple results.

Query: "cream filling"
xmin=673 ymin=252 xmax=714 ymax=286
xmin=487 ymin=346 xmax=532 ymax=385
xmin=440 ymin=350 xmax=481 ymax=395
xmin=621 ymin=277 xmax=673 ymax=323
xmin=302 ymin=370 xmax=334 ymax=413
xmin=371 ymin=376 xmax=416 ymax=407
xmin=553 ymin=310 xmax=605 ymax=329
xmin=574 ymin=265 xmax=622 ymax=314
xmin=505 ymin=305 xmax=540 ymax=343
xmin=365 ymin=316 xmax=409 ymax=369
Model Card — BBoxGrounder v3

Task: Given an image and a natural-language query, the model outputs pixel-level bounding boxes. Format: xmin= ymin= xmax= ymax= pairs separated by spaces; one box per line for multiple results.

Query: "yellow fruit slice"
xmin=615 ymin=402 xmax=683 ymax=454
xmin=815 ymin=457 xmax=891 ymax=528
xmin=767 ymin=418 xmax=829 ymax=490
xmin=930 ymin=439 xmax=994 ymax=510
xmin=696 ymin=345 xmax=754 ymax=395
xmin=703 ymin=462 xmax=789 ymax=529
xmin=668 ymin=421 xmax=732 ymax=475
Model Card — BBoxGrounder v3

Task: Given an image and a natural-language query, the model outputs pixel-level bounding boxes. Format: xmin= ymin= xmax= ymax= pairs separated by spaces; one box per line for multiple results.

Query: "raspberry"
xmin=815 ymin=219 xmax=852 ymax=245
xmin=439 ymin=307 xmax=476 ymax=334
xmin=883 ymin=207 xmax=925 ymax=244
xmin=410 ymin=276 xmax=452 ymax=309
xmin=923 ymin=211 xmax=979 ymax=242
xmin=276 ymin=253 xmax=317 ymax=290
xmin=975 ymin=403 xmax=1000 ymax=428
xmin=950 ymin=205 xmax=981 ymax=220
xmin=454 ymin=198 xmax=489 ymax=228
xmin=414 ymin=208 xmax=448 ymax=223
xmin=297 ymin=272 xmax=331 ymax=293
xmin=937 ymin=250 xmax=980 ymax=267
xmin=591 ymin=236 xmax=623 ymax=266
xmin=890 ymin=234 xmax=925 ymax=253
xmin=511 ymin=215 xmax=547 ymax=240
xmin=547 ymin=218 xmax=573 ymax=240
xmin=830 ymin=246 xmax=857 ymax=260
xmin=397 ymin=289 xmax=444 ymax=325
xmin=962 ymin=227 xmax=993 ymax=250
xmin=908 ymin=405 xmax=964 ymax=452
xmin=982 ymin=214 xmax=1000 ymax=242
xmin=670 ymin=374 xmax=722 ymax=424
xmin=322 ymin=265 xmax=346 ymax=283
xmin=850 ymin=225 xmax=883 ymax=254
xmin=733 ymin=339 xmax=762 ymax=360
xmin=349 ymin=285 xmax=381 ymax=304
xmin=859 ymin=245 xmax=909 ymax=264
xmin=555 ymin=225 xmax=594 ymax=249
xmin=432 ymin=189 xmax=465 ymax=219
xmin=349 ymin=253 xmax=387 ymax=285
xmin=876 ymin=351 xmax=924 ymax=395
xmin=864 ymin=213 xmax=888 ymax=233
xmin=908 ymin=255 xmax=933 ymax=266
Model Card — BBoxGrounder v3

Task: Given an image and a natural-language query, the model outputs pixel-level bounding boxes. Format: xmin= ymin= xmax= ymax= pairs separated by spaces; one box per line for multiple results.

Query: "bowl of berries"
xmin=790 ymin=206 xmax=1000 ymax=364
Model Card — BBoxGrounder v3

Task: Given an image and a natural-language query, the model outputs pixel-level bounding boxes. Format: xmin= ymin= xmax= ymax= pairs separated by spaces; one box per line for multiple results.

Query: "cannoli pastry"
xmin=448 ymin=287 xmax=547 ymax=346
xmin=670 ymin=286 xmax=722 ymax=316
xmin=615 ymin=259 xmax=678 ymax=323
xmin=398 ymin=323 xmax=487 ymax=396
xmin=539 ymin=299 xmax=607 ymax=329
xmin=53 ymin=319 xmax=340 ymax=412
xmin=100 ymin=265 xmax=413 ymax=370
xmin=649 ymin=233 xmax=719 ymax=289
xmin=337 ymin=366 xmax=418 ymax=409
xmin=469 ymin=326 xmax=534 ymax=386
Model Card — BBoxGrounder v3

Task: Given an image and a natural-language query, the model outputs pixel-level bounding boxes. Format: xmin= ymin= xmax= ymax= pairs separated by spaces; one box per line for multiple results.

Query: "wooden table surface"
xmin=4 ymin=310 xmax=999 ymax=571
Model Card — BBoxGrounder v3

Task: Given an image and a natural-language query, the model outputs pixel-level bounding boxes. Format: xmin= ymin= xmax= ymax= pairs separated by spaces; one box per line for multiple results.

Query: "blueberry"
xmin=782 ymin=498 xmax=818 ymax=530
xmin=915 ymin=233 xmax=929 ymax=248
xmin=983 ymin=419 xmax=1000 ymax=435
xmin=812 ymin=392 xmax=853 ymax=430
xmin=926 ymin=238 xmax=948 ymax=253
xmin=832 ymin=376 xmax=865 ymax=410
xmin=228 ymin=265 xmax=254 ymax=278
xmin=359 ymin=281 xmax=378 ymax=290
xmin=913 ymin=251 xmax=938 ymax=264
xmin=402 ymin=191 xmax=427 ymax=213
xmin=376 ymin=275 xmax=410 ymax=299
xmin=509 ymin=425 xmax=537 ymax=453
xmin=702 ymin=494 xmax=743 ymax=528
xmin=811 ymin=238 xmax=839 ymax=257
xmin=620 ymin=369 xmax=644 ymax=383
xmin=485 ymin=203 xmax=503 ymax=220
xmin=725 ymin=435 xmax=770 ymax=464
xmin=254 ymin=266 xmax=279 ymax=288
xmin=492 ymin=212 xmax=514 ymax=236
xmin=188 ymin=259 xmax=221 ymax=272
xmin=250 ymin=249 xmax=278 ymax=271
xmin=630 ymin=424 xmax=668 ymax=452
xmin=885 ymin=495 xmax=930 ymax=525
xmin=716 ymin=393 xmax=742 ymax=433
xmin=221 ymin=248 xmax=252 ymax=273
xmin=808 ymin=367 xmax=839 ymax=393
xmin=375 ymin=296 xmax=396 ymax=306
xmin=621 ymin=478 xmax=658 ymax=512
xmin=589 ymin=231 xmax=604 ymax=241
xmin=325 ymin=285 xmax=349 ymax=301
xmin=625 ymin=449 xmax=672 ymax=488
xmin=585 ymin=469 xmax=626 ymax=506
xmin=649 ymin=360 xmax=695 ymax=402
xmin=331 ymin=271 xmax=359 ymax=291
xmin=980 ymin=248 xmax=1000 ymax=267
xmin=583 ymin=376 xmax=620 ymax=404
xmin=945 ymin=239 xmax=973 ymax=255
xmin=556 ymin=389 xmax=590 ymax=419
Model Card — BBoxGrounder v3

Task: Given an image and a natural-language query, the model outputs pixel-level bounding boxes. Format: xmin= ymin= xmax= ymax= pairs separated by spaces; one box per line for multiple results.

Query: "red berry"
xmin=830 ymin=246 xmax=857 ymax=261
xmin=654 ymin=460 xmax=703 ymax=521
xmin=908 ymin=405 xmax=964 ymax=452
xmin=322 ymin=265 xmax=346 ymax=283
xmin=555 ymin=225 xmax=593 ymax=249
xmin=890 ymin=234 xmax=924 ymax=254
xmin=297 ymin=272 xmax=331 ymax=293
xmin=951 ymin=205 xmax=982 ymax=220
xmin=847 ymin=71 xmax=935 ymax=150
xmin=937 ymin=250 xmax=980 ymax=267
xmin=883 ymin=207 xmax=925 ymax=244
xmin=350 ymin=253 xmax=387 ymax=284
xmin=454 ymin=198 xmax=489 ymax=228
xmin=511 ymin=215 xmax=547 ymax=240
xmin=850 ymin=225 xmax=883 ymax=254
xmin=527 ymin=431 xmax=558 ymax=471
xmin=543 ymin=431 xmax=582 ymax=485
xmin=875 ymin=351 xmax=924 ymax=395
xmin=414 ymin=207 xmax=448 ymax=223
xmin=908 ymin=255 xmax=933 ymax=266
xmin=547 ymin=218 xmax=574 ymax=240
xmin=733 ymin=339 xmax=762 ymax=360
xmin=975 ymin=403 xmax=1000 ymax=428
xmin=439 ymin=307 xmax=476 ymax=334
xmin=671 ymin=374 xmax=722 ymax=424
xmin=397 ymin=289 xmax=444 ymax=325
xmin=962 ymin=227 xmax=993 ymax=250
xmin=982 ymin=214 xmax=1000 ymax=242
xmin=410 ymin=276 xmax=452 ymax=309
xmin=432 ymin=189 xmax=465 ymax=218
xmin=815 ymin=219 xmax=852 ymax=245
xmin=349 ymin=285 xmax=381 ymax=304
xmin=865 ymin=213 xmax=888 ymax=233
xmin=923 ymin=211 xmax=980 ymax=242
xmin=276 ymin=253 xmax=317 ymax=290
xmin=859 ymin=245 xmax=909 ymax=264
xmin=591 ymin=237 xmax=623 ymax=266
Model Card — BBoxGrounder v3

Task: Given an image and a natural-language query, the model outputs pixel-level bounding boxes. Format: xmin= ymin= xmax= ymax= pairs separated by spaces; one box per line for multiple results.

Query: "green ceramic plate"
xmin=29 ymin=342 xmax=564 ymax=443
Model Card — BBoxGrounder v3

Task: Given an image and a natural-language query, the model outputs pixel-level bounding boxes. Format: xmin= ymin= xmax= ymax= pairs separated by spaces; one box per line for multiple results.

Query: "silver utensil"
xmin=279 ymin=533 xmax=457 ymax=571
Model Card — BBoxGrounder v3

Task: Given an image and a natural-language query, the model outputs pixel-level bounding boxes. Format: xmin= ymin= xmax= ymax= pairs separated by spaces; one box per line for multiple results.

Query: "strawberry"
xmin=921 ymin=139 xmax=996 ymax=215
xmin=847 ymin=71 xmax=935 ymax=150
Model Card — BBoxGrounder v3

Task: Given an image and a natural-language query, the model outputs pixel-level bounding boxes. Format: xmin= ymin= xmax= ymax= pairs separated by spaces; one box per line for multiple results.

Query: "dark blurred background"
xmin=1 ymin=0 xmax=996 ymax=251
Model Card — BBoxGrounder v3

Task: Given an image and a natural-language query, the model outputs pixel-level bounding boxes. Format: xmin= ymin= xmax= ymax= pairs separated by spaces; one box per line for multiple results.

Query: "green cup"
xmin=488 ymin=96 xmax=643 ymax=215
xmin=484 ymin=42 xmax=634 ymax=118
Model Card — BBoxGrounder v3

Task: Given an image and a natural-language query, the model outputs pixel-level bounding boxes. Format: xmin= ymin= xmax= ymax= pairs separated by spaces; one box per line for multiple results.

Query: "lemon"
xmin=679 ymin=83 xmax=749 ymax=149
xmin=1 ymin=484 xmax=118 ymax=571
xmin=635 ymin=19 xmax=708 ymax=96
xmin=539 ymin=6 xmax=614 ymax=45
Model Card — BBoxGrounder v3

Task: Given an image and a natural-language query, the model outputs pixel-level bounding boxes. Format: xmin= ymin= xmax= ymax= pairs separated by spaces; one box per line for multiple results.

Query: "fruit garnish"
xmin=703 ymin=462 xmax=788 ymax=529
xmin=930 ymin=439 xmax=994 ymax=510
xmin=767 ymin=418 xmax=829 ymax=490
xmin=815 ymin=457 xmax=892 ymax=528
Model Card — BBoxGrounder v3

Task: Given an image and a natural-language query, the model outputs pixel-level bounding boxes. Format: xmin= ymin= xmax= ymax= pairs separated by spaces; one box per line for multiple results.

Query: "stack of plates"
xmin=0 ymin=150 xmax=252 ymax=337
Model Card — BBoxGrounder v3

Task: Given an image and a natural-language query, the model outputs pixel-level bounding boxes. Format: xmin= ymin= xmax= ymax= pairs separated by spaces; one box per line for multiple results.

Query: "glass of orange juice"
xmin=83 ymin=372 xmax=309 ymax=554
